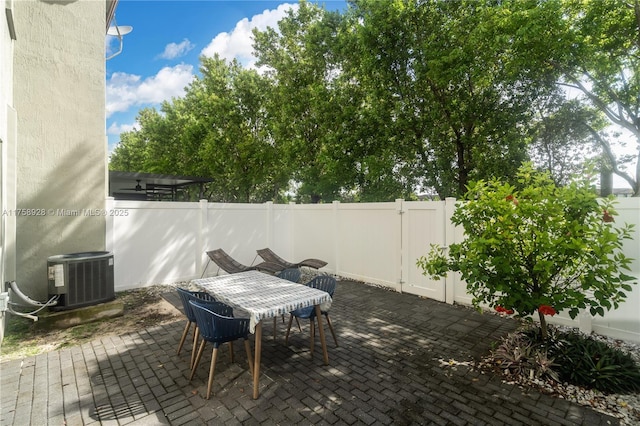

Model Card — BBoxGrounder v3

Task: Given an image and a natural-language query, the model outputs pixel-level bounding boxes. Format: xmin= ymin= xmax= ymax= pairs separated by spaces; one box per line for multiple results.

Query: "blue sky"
xmin=106 ymin=0 xmax=347 ymax=152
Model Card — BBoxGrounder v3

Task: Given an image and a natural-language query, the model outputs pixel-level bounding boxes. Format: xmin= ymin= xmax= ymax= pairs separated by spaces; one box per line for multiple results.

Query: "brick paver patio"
xmin=1 ymin=279 xmax=619 ymax=425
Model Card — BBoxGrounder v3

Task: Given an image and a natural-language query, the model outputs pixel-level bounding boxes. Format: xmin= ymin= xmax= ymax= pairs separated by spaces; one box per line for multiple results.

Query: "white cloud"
xmin=200 ymin=3 xmax=298 ymax=69
xmin=107 ymin=121 xmax=139 ymax=135
xmin=106 ymin=4 xmax=296 ymax=119
xmin=106 ymin=64 xmax=195 ymax=117
xmin=159 ymin=39 xmax=195 ymax=60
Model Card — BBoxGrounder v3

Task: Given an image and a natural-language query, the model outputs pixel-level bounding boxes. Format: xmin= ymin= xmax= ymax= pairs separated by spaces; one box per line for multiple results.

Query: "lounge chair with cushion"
xmin=256 ymin=248 xmax=328 ymax=271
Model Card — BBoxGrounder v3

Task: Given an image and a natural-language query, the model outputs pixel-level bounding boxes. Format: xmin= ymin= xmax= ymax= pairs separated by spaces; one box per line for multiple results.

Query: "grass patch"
xmin=1 ymin=287 xmax=181 ymax=362
xmin=1 ymin=316 xmax=47 ymax=358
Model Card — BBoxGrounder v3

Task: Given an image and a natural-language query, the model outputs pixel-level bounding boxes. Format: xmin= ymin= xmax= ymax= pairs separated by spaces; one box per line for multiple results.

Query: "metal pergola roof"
xmin=109 ymin=171 xmax=213 ymax=201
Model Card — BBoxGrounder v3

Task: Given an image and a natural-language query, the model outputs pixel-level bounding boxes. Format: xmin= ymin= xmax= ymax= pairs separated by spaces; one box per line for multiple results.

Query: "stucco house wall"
xmin=1 ymin=0 xmax=17 ymax=343
xmin=10 ymin=0 xmax=107 ymax=301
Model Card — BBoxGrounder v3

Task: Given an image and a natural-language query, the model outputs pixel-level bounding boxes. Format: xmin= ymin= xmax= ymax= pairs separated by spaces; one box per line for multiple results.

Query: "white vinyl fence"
xmin=106 ymin=197 xmax=640 ymax=343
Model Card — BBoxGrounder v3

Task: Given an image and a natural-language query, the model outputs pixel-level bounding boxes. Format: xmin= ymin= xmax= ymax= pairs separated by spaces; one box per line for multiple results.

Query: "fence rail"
xmin=106 ymin=197 xmax=640 ymax=343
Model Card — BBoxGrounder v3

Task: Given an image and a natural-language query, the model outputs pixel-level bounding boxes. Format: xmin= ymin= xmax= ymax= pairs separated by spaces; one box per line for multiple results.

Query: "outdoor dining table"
xmin=190 ymin=270 xmax=333 ymax=399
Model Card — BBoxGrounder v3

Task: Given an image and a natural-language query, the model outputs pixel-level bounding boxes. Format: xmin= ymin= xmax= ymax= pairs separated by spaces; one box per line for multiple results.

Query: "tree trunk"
xmin=538 ymin=310 xmax=549 ymax=340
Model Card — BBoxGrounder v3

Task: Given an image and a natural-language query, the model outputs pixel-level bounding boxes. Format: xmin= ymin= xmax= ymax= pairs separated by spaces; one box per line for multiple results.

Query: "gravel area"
xmin=479 ymin=323 xmax=640 ymax=425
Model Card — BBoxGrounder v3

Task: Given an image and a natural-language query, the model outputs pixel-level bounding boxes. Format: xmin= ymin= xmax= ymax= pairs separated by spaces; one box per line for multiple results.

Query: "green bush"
xmin=494 ymin=327 xmax=640 ymax=394
xmin=549 ymin=331 xmax=640 ymax=393
xmin=491 ymin=331 xmax=559 ymax=382
xmin=417 ymin=163 xmax=637 ymax=340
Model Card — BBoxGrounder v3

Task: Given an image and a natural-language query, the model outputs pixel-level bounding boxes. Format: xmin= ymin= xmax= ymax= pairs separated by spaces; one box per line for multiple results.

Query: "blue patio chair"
xmin=277 ymin=268 xmax=301 ymax=283
xmin=272 ymin=268 xmax=303 ymax=332
xmin=176 ymin=288 xmax=217 ymax=368
xmin=188 ymin=300 xmax=254 ymax=399
xmin=285 ymin=275 xmax=338 ymax=352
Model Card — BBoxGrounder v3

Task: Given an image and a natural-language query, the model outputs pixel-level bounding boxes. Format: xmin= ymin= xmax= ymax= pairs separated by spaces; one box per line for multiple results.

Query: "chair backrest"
xmin=277 ymin=268 xmax=301 ymax=283
xmin=193 ymin=298 xmax=234 ymax=317
xmin=306 ymin=275 xmax=336 ymax=297
xmin=176 ymin=288 xmax=217 ymax=322
xmin=289 ymin=276 xmax=336 ymax=319
xmin=207 ymin=249 xmax=254 ymax=274
xmin=189 ymin=300 xmax=249 ymax=345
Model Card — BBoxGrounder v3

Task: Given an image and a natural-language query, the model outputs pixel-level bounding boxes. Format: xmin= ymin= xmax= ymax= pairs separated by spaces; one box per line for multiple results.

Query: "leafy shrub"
xmin=492 ymin=327 xmax=640 ymax=394
xmin=417 ymin=164 xmax=636 ymax=339
xmin=549 ymin=331 xmax=640 ymax=394
xmin=491 ymin=330 xmax=559 ymax=382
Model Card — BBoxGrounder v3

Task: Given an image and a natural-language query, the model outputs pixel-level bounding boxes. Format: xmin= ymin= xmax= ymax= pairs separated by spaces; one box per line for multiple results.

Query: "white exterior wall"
xmin=12 ymin=0 xmax=107 ymax=300
xmin=583 ymin=197 xmax=640 ymax=341
xmin=1 ymin=0 xmax=17 ymax=343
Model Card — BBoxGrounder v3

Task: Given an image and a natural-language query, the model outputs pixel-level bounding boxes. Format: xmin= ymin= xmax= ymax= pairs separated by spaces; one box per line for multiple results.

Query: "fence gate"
xmin=399 ymin=201 xmax=447 ymax=301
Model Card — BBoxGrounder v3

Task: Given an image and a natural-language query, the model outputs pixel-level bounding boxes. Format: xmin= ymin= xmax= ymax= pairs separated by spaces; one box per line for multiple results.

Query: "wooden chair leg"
xmin=189 ymin=339 xmax=206 ymax=381
xmin=273 ymin=317 xmax=277 ymax=340
xmin=325 ymin=314 xmax=338 ymax=347
xmin=206 ymin=347 xmax=219 ymax=400
xmin=295 ymin=317 xmax=302 ymax=332
xmin=244 ymin=339 xmax=254 ymax=377
xmin=285 ymin=315 xmax=294 ymax=345
xmin=309 ymin=318 xmax=315 ymax=358
xmin=190 ymin=327 xmax=200 ymax=369
xmin=177 ymin=321 xmax=191 ymax=355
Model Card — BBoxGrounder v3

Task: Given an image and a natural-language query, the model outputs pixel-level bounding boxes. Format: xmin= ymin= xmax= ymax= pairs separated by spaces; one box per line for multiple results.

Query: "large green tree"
xmin=562 ymin=0 xmax=640 ymax=196
xmin=112 ymin=0 xmax=637 ymax=201
xmin=528 ymin=96 xmax=604 ymax=186
xmin=110 ymin=57 xmax=287 ymax=202
xmin=254 ymin=2 xmax=365 ymax=202
xmin=183 ymin=57 xmax=286 ymax=202
xmin=340 ymin=0 xmax=558 ymax=198
xmin=507 ymin=0 xmax=640 ymax=195
xmin=253 ymin=0 xmax=563 ymax=200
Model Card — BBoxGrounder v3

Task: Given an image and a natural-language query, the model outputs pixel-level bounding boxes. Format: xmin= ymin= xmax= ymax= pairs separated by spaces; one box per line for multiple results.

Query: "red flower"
xmin=495 ymin=306 xmax=514 ymax=315
xmin=603 ymin=210 xmax=614 ymax=223
xmin=505 ymin=194 xmax=519 ymax=205
xmin=538 ymin=305 xmax=556 ymax=316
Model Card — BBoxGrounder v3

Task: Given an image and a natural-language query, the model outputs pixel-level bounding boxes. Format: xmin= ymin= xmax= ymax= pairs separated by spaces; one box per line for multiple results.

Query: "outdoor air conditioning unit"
xmin=47 ymin=251 xmax=115 ymax=310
